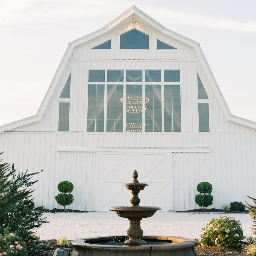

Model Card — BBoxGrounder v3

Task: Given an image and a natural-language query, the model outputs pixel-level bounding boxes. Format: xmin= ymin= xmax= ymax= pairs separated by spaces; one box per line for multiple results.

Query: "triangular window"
xmin=157 ymin=39 xmax=176 ymax=49
xmin=60 ymin=74 xmax=71 ymax=98
xmin=197 ymin=74 xmax=208 ymax=99
xmin=92 ymin=40 xmax=111 ymax=49
xmin=120 ymin=29 xmax=149 ymax=49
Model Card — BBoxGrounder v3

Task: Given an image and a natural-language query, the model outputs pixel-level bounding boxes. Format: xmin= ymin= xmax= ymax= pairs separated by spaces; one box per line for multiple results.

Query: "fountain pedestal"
xmin=126 ymin=219 xmax=145 ymax=245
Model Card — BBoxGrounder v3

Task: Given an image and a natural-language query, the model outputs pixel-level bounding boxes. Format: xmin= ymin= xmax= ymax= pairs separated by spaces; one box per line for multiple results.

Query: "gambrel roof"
xmin=1 ymin=5 xmax=256 ymax=132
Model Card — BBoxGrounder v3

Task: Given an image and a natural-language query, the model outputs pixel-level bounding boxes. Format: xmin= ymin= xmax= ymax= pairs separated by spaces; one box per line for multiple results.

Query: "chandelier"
xmin=120 ymin=96 xmax=149 ymax=132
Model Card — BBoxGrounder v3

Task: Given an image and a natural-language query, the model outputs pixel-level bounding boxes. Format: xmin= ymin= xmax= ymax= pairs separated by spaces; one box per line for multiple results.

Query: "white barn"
xmin=1 ymin=6 xmax=256 ymax=211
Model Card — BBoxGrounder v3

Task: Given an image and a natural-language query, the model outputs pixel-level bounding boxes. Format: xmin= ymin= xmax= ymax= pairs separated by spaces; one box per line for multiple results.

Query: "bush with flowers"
xmin=245 ymin=243 xmax=256 ymax=255
xmin=56 ymin=236 xmax=70 ymax=247
xmin=0 ymin=154 xmax=47 ymax=255
xmin=199 ymin=216 xmax=244 ymax=248
xmin=0 ymin=229 xmax=27 ymax=256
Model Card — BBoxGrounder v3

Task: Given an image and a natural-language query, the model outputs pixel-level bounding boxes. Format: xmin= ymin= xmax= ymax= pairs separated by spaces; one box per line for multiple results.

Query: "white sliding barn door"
xmin=95 ymin=152 xmax=173 ymax=211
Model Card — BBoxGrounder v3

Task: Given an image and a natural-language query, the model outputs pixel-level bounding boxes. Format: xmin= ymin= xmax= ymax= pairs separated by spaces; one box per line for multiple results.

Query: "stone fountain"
xmin=71 ymin=169 xmax=198 ymax=256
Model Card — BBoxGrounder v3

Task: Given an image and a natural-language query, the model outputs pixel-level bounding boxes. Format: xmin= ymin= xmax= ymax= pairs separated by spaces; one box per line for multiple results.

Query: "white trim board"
xmin=58 ymin=147 xmax=210 ymax=153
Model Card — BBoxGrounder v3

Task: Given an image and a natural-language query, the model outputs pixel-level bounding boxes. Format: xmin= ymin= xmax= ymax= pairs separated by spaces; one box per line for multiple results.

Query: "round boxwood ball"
xmin=195 ymin=194 xmax=213 ymax=208
xmin=197 ymin=182 xmax=212 ymax=194
xmin=58 ymin=181 xmax=74 ymax=193
xmin=55 ymin=193 xmax=74 ymax=207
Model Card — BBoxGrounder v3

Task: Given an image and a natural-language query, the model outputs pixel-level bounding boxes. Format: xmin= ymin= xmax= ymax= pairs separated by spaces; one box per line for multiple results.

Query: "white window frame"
xmin=87 ymin=69 xmax=182 ymax=133
xmin=197 ymin=73 xmax=210 ymax=133
xmin=57 ymin=73 xmax=71 ymax=133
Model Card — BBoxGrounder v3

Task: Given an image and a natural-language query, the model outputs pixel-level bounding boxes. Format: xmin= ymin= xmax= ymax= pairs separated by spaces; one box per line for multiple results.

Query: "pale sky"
xmin=1 ymin=0 xmax=256 ymax=126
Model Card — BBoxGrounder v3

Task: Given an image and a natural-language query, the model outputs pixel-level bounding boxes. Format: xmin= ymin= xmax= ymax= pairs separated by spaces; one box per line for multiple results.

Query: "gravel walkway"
xmin=37 ymin=212 xmax=255 ymax=240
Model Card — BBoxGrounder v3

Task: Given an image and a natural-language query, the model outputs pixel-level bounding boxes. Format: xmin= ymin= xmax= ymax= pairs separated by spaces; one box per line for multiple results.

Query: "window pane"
xmin=164 ymin=70 xmax=180 ymax=82
xmin=107 ymin=70 xmax=124 ymax=82
xmin=145 ymin=85 xmax=162 ymax=132
xmin=164 ymin=85 xmax=181 ymax=132
xmin=157 ymin=39 xmax=176 ymax=49
xmin=120 ymin=29 xmax=149 ymax=49
xmin=198 ymin=74 xmax=208 ymax=99
xmin=126 ymin=70 xmax=142 ymax=82
xmin=60 ymin=74 xmax=71 ymax=98
xmin=199 ymin=103 xmax=209 ymax=132
xmin=145 ymin=70 xmax=161 ymax=82
xmin=92 ymin=40 xmax=111 ymax=49
xmin=126 ymin=85 xmax=142 ymax=132
xmin=107 ymin=84 xmax=123 ymax=132
xmin=87 ymin=84 xmax=104 ymax=132
xmin=58 ymin=103 xmax=70 ymax=131
xmin=88 ymin=70 xmax=105 ymax=82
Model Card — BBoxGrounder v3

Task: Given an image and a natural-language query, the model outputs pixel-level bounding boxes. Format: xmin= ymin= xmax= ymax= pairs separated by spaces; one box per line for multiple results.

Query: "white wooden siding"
xmin=1 ymin=131 xmax=256 ymax=211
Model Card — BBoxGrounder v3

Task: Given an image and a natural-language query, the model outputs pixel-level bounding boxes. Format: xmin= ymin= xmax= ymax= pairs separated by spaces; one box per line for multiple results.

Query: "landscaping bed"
xmin=195 ymin=245 xmax=244 ymax=256
xmin=39 ymin=240 xmax=245 ymax=256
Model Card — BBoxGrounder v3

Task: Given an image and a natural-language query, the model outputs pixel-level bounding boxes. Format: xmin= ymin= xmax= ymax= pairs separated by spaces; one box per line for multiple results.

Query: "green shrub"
xmin=199 ymin=216 xmax=244 ymax=248
xmin=197 ymin=182 xmax=212 ymax=194
xmin=0 ymin=154 xmax=47 ymax=256
xmin=246 ymin=237 xmax=256 ymax=245
xmin=195 ymin=194 xmax=213 ymax=208
xmin=58 ymin=181 xmax=74 ymax=193
xmin=222 ymin=204 xmax=230 ymax=211
xmin=55 ymin=194 xmax=74 ymax=209
xmin=55 ymin=181 xmax=74 ymax=210
xmin=195 ymin=181 xmax=213 ymax=208
xmin=230 ymin=201 xmax=245 ymax=211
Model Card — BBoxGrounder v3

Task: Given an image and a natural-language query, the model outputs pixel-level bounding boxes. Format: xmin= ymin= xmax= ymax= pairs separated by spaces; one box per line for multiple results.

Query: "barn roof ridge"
xmin=0 ymin=5 xmax=255 ymax=132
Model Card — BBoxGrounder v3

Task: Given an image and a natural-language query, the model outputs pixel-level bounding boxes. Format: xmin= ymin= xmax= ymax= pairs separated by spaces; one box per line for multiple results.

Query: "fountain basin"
xmin=109 ymin=206 xmax=161 ymax=219
xmin=71 ymin=236 xmax=198 ymax=256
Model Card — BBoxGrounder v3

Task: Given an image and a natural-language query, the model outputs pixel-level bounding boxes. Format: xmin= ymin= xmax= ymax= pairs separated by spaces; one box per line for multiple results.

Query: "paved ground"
xmin=37 ymin=211 xmax=255 ymax=240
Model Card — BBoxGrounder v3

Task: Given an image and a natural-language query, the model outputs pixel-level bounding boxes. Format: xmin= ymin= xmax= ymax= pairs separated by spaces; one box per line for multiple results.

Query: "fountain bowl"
xmin=71 ymin=235 xmax=198 ymax=256
xmin=109 ymin=206 xmax=161 ymax=219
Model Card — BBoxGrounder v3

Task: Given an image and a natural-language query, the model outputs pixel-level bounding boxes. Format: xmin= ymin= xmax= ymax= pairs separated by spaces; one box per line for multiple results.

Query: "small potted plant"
xmin=55 ymin=236 xmax=71 ymax=256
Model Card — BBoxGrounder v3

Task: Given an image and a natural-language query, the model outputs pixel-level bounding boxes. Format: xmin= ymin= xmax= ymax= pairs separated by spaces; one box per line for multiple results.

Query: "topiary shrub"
xmin=229 ymin=201 xmax=245 ymax=211
xmin=0 ymin=153 xmax=47 ymax=256
xmin=195 ymin=181 xmax=213 ymax=208
xmin=199 ymin=216 xmax=244 ymax=248
xmin=55 ymin=181 xmax=74 ymax=211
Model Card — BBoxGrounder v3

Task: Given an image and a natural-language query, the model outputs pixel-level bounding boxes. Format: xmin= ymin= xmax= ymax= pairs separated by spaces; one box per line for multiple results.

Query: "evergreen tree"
xmin=0 ymin=153 xmax=47 ymax=255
